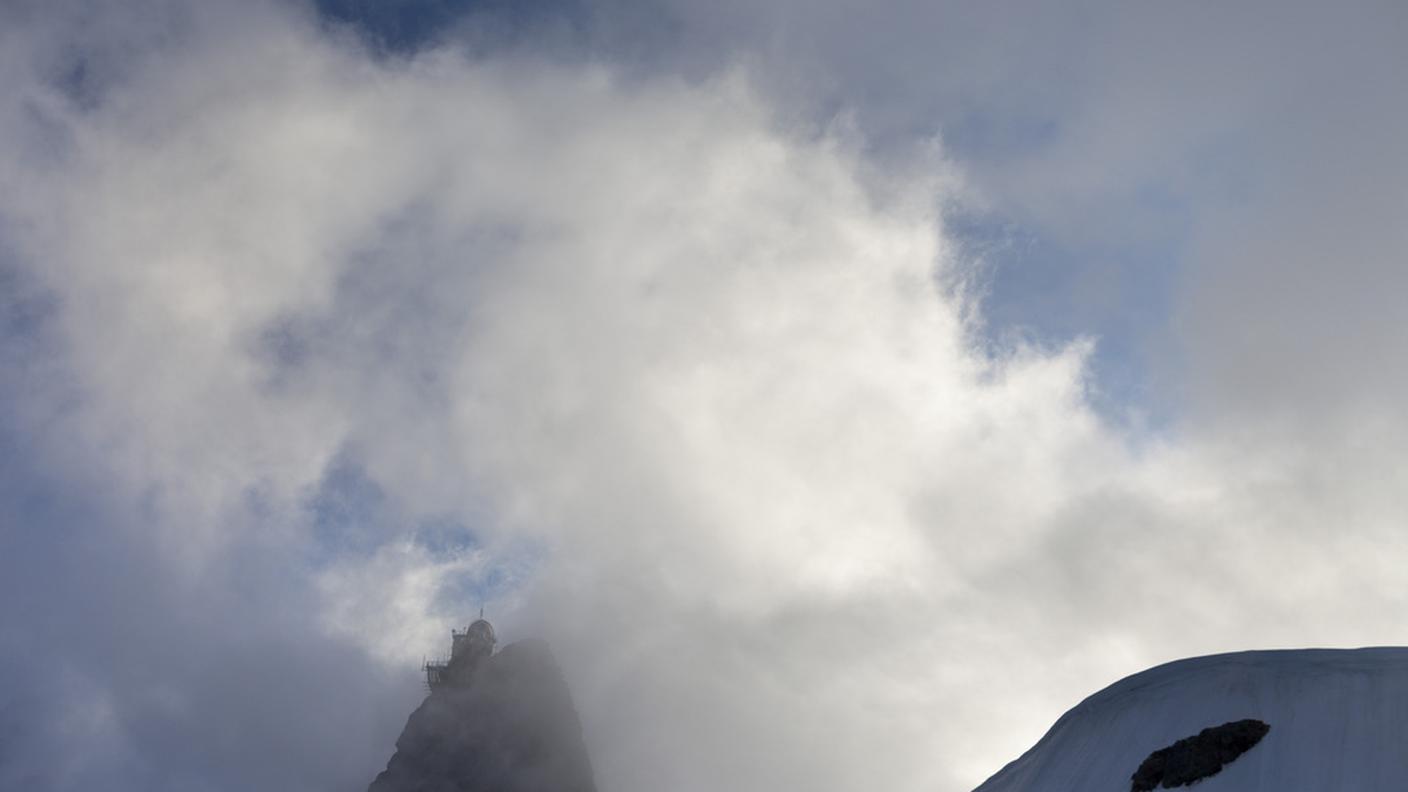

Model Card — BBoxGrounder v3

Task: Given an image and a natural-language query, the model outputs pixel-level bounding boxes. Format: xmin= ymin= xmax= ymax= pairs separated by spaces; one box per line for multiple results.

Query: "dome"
xmin=447 ymin=616 xmax=498 ymax=663
xmin=466 ymin=618 xmax=496 ymax=647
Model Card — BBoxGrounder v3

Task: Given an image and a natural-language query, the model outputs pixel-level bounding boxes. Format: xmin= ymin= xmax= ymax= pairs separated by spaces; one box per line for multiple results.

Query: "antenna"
xmin=479 ymin=605 xmax=484 ymax=620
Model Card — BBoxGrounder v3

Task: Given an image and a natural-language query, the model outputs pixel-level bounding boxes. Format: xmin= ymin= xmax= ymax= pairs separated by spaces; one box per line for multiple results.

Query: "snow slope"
xmin=973 ymin=648 xmax=1408 ymax=792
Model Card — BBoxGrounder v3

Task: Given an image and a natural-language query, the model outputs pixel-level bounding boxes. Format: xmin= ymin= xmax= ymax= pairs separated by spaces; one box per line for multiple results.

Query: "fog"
xmin=2 ymin=2 xmax=1406 ymax=791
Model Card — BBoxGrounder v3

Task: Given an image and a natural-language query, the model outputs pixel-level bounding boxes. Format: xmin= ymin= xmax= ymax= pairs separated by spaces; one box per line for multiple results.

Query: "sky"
xmin=1 ymin=1 xmax=1406 ymax=791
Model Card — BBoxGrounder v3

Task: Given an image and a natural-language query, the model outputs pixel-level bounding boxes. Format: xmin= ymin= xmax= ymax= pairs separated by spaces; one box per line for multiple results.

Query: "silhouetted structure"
xmin=371 ymin=630 xmax=597 ymax=792
xmin=425 ymin=612 xmax=497 ymax=691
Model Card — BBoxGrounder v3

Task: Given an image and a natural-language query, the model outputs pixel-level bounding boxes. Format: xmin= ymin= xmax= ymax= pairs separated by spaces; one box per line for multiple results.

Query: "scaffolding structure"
xmin=424 ymin=616 xmax=496 ymax=691
xmin=423 ymin=655 xmax=453 ymax=691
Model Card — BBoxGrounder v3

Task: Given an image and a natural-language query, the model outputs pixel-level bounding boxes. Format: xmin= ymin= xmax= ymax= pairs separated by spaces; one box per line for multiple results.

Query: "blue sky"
xmin=3 ymin=1 xmax=1408 ymax=791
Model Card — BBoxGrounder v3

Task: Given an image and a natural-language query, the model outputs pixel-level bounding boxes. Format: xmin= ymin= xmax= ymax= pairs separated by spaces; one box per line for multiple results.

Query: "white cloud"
xmin=317 ymin=540 xmax=490 ymax=667
xmin=4 ymin=3 xmax=1408 ymax=792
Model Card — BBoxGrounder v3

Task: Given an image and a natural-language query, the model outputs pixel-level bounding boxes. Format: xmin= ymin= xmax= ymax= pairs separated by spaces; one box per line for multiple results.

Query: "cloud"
xmin=613 ymin=0 xmax=1408 ymax=430
xmin=3 ymin=2 xmax=1408 ymax=792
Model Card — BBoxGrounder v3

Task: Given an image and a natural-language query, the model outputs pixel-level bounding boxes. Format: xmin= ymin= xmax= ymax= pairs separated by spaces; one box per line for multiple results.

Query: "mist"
xmin=3 ymin=2 xmax=1407 ymax=791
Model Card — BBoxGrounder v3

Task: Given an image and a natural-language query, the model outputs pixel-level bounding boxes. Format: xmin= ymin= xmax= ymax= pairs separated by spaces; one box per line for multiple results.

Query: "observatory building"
xmin=424 ymin=615 xmax=497 ymax=690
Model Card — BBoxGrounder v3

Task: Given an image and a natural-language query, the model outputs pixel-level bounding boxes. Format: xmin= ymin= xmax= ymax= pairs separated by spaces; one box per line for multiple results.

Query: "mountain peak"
xmin=369 ymin=636 xmax=597 ymax=792
xmin=976 ymin=647 xmax=1408 ymax=792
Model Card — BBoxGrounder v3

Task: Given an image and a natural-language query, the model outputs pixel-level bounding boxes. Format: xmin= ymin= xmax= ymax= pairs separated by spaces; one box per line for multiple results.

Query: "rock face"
xmin=974 ymin=648 xmax=1408 ymax=792
xmin=1129 ymin=719 xmax=1269 ymax=791
xmin=369 ymin=639 xmax=598 ymax=792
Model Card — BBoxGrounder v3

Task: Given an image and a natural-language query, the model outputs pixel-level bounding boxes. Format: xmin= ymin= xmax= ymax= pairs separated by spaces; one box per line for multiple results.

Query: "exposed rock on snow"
xmin=1129 ymin=719 xmax=1269 ymax=791
xmin=974 ymin=648 xmax=1408 ymax=792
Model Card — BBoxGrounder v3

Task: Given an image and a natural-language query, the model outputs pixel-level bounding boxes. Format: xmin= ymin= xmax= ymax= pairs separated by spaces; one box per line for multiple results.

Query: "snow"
xmin=973 ymin=648 xmax=1408 ymax=792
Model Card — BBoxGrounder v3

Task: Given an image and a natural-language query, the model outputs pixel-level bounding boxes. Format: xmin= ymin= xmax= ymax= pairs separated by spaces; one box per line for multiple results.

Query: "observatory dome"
xmin=467 ymin=618 xmax=496 ymax=648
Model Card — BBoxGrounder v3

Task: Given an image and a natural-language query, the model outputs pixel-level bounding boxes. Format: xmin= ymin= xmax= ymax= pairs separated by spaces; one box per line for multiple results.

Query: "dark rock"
xmin=1130 ymin=719 xmax=1269 ymax=791
xmin=369 ymin=639 xmax=598 ymax=792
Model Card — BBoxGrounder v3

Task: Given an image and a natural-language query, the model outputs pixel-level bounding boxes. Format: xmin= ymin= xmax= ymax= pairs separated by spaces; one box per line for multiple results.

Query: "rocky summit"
xmin=368 ymin=638 xmax=597 ymax=792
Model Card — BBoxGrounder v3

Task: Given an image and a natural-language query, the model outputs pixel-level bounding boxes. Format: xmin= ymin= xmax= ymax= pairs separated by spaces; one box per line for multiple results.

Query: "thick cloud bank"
xmin=2 ymin=3 xmax=1406 ymax=792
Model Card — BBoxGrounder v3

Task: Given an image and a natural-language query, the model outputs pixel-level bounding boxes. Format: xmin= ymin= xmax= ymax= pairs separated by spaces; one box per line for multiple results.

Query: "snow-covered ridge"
xmin=974 ymin=648 xmax=1408 ymax=792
